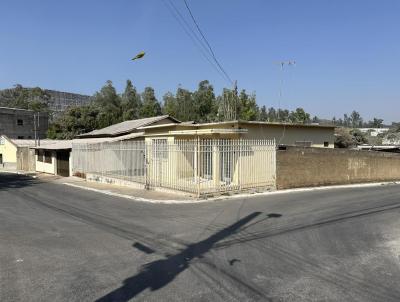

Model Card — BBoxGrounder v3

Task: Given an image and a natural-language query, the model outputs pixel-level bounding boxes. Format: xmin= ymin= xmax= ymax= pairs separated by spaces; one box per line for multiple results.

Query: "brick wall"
xmin=276 ymin=147 xmax=400 ymax=189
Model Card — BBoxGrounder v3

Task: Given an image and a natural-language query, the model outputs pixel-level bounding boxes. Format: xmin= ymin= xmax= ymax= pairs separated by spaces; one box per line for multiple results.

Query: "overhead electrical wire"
xmin=182 ymin=0 xmax=234 ymax=85
xmin=162 ymin=0 xmax=230 ymax=84
xmin=162 ymin=0 xmax=234 ymax=86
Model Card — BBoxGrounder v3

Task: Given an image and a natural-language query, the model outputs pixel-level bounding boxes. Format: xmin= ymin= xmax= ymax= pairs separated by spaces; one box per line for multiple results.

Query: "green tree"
xmin=238 ymin=90 xmax=258 ymax=121
xmin=371 ymin=118 xmax=384 ymax=128
xmin=162 ymin=92 xmax=178 ymax=117
xmin=350 ymin=128 xmax=368 ymax=144
xmin=121 ymin=80 xmax=141 ymax=121
xmin=335 ymin=128 xmax=354 ymax=148
xmin=277 ymin=109 xmax=290 ymax=122
xmin=0 ymin=84 xmax=51 ymax=112
xmin=141 ymin=87 xmax=161 ymax=117
xmin=192 ymin=80 xmax=217 ymax=122
xmin=175 ymin=87 xmax=194 ymax=121
xmin=350 ymin=110 xmax=362 ymax=128
xmin=47 ymin=105 xmax=99 ymax=139
xmin=93 ymin=80 xmax=122 ymax=128
xmin=267 ymin=107 xmax=277 ymax=122
xmin=259 ymin=105 xmax=268 ymax=121
xmin=289 ymin=108 xmax=311 ymax=124
xmin=217 ymin=88 xmax=236 ymax=121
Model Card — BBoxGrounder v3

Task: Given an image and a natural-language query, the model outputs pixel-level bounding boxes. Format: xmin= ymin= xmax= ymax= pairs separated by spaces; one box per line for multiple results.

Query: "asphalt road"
xmin=1 ymin=172 xmax=400 ymax=302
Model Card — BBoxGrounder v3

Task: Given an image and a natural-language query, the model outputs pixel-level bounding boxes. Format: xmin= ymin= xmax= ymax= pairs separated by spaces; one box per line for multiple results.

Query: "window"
xmin=295 ymin=141 xmax=312 ymax=147
xmin=0 ymin=137 xmax=4 ymax=145
xmin=324 ymin=141 xmax=329 ymax=147
xmin=18 ymin=136 xmax=24 ymax=139
xmin=44 ymin=151 xmax=52 ymax=163
xmin=37 ymin=150 xmax=44 ymax=162
xmin=17 ymin=119 xmax=23 ymax=126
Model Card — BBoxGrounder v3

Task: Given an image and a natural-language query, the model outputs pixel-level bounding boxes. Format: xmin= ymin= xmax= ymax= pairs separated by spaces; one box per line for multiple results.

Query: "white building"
xmin=358 ymin=128 xmax=390 ymax=137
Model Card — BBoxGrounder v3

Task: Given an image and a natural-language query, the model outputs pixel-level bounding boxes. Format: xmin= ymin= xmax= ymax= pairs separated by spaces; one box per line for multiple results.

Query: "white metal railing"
xmin=73 ymin=138 xmax=276 ymax=196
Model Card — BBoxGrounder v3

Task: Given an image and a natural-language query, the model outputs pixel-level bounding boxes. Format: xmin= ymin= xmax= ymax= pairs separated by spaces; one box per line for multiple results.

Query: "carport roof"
xmin=10 ymin=138 xmax=66 ymax=148
xmin=31 ymin=140 xmax=73 ymax=150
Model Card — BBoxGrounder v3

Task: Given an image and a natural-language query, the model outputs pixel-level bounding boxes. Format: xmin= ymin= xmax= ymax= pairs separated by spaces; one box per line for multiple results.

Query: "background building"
xmin=0 ymin=87 xmax=92 ymax=119
xmin=0 ymin=107 xmax=48 ymax=139
xmin=45 ymin=89 xmax=91 ymax=117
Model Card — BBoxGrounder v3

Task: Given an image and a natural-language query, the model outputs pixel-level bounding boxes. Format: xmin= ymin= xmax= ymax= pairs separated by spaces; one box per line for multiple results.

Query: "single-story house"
xmin=137 ymin=120 xmax=335 ymax=148
xmin=71 ymin=116 xmax=335 ymax=195
xmin=76 ymin=115 xmax=335 ymax=148
xmin=0 ymin=135 xmax=57 ymax=171
xmin=33 ymin=140 xmax=73 ymax=177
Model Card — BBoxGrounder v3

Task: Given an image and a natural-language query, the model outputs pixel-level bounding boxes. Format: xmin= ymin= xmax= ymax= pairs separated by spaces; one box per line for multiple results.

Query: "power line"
xmin=166 ymin=0 xmax=209 ymax=54
xmin=162 ymin=0 xmax=232 ymax=85
xmin=182 ymin=0 xmax=234 ymax=85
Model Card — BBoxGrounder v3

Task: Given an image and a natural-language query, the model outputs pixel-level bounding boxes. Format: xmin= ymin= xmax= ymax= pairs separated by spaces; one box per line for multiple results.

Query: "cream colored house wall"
xmin=241 ymin=124 xmax=335 ymax=148
xmin=35 ymin=151 xmax=57 ymax=174
xmin=0 ymin=136 xmax=17 ymax=164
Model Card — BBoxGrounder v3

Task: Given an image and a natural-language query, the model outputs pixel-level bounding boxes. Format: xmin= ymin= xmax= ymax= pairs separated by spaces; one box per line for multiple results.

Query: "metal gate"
xmin=56 ymin=151 xmax=70 ymax=177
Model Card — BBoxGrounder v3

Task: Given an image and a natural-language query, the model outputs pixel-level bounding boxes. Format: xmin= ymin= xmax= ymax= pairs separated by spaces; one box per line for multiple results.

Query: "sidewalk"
xmin=51 ymin=175 xmax=195 ymax=203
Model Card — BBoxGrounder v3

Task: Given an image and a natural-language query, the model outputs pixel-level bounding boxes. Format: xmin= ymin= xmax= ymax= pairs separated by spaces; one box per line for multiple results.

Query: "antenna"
xmin=275 ymin=60 xmax=296 ymax=121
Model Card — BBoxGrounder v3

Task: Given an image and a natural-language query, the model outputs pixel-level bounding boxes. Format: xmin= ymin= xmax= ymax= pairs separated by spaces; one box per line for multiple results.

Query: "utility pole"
xmin=34 ymin=113 xmax=37 ymax=147
xmin=33 ymin=112 xmax=40 ymax=147
xmin=233 ymin=80 xmax=238 ymax=120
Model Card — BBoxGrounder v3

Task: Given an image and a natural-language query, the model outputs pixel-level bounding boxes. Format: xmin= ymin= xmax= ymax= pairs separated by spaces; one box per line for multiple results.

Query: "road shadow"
xmin=96 ymin=212 xmax=261 ymax=302
xmin=0 ymin=172 xmax=39 ymax=191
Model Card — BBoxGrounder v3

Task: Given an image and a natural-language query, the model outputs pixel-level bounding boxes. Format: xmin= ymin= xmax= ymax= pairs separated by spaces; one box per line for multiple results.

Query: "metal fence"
xmin=73 ymin=139 xmax=276 ymax=196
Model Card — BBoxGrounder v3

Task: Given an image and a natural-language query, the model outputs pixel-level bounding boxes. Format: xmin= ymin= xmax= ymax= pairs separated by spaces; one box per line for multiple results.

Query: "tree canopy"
xmin=0 ymin=79 xmax=381 ymax=141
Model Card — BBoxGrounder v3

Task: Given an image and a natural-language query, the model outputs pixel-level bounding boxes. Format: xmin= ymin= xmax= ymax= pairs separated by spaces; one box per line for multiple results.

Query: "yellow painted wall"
xmin=0 ymin=136 xmax=17 ymax=163
xmin=241 ymin=124 xmax=335 ymax=148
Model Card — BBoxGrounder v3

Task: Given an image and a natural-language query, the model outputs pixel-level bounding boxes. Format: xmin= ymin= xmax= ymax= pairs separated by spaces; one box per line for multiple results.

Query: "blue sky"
xmin=0 ymin=0 xmax=399 ymax=123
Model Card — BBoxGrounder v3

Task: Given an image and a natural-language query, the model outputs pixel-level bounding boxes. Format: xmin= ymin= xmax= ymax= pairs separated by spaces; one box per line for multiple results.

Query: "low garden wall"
xmin=276 ymin=147 xmax=400 ymax=189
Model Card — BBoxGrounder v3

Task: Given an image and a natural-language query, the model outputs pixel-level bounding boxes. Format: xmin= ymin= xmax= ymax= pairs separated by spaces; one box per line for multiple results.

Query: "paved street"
xmin=1 ymin=172 xmax=400 ymax=301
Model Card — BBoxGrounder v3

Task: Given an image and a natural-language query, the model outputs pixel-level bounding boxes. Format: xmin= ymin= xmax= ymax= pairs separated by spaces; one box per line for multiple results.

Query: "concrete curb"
xmin=63 ymin=181 xmax=400 ymax=204
xmin=62 ymin=183 xmax=197 ymax=204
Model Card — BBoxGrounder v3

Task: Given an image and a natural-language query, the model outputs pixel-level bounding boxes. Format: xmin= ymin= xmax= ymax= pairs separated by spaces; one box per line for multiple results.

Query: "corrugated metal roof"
xmin=72 ymin=132 xmax=144 ymax=145
xmin=78 ymin=115 xmax=179 ymax=137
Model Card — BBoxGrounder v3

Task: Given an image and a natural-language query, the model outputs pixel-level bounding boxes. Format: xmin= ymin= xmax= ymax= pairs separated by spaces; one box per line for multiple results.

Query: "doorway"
xmin=56 ymin=151 xmax=70 ymax=177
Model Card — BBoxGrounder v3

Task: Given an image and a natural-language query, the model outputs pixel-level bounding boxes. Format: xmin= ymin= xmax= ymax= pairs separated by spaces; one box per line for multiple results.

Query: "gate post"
xmin=144 ymin=141 xmax=149 ymax=190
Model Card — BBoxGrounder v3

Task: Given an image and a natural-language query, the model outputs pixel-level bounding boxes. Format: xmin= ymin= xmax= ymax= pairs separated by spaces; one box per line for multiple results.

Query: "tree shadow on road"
xmin=0 ymin=173 xmax=39 ymax=191
xmin=96 ymin=212 xmax=262 ymax=302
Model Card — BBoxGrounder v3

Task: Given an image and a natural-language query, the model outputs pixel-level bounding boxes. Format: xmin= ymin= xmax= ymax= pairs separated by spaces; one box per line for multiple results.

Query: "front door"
xmin=0 ymin=154 xmax=3 ymax=165
xmin=56 ymin=151 xmax=70 ymax=177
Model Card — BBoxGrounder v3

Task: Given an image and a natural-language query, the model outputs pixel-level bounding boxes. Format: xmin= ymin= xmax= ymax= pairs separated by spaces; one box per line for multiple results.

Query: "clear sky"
xmin=1 ymin=0 xmax=399 ymax=123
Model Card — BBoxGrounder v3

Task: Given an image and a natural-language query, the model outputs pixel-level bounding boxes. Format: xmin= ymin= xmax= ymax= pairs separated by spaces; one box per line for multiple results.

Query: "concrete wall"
xmin=16 ymin=147 xmax=36 ymax=171
xmin=276 ymin=147 xmax=400 ymax=189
